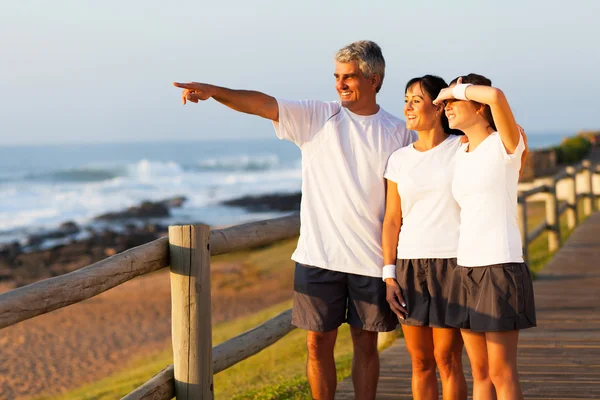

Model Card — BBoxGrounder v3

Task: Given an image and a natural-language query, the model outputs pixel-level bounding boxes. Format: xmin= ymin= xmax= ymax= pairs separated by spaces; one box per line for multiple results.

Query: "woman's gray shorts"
xmin=445 ymin=262 xmax=537 ymax=332
xmin=395 ymin=258 xmax=458 ymax=328
xmin=292 ymin=263 xmax=398 ymax=332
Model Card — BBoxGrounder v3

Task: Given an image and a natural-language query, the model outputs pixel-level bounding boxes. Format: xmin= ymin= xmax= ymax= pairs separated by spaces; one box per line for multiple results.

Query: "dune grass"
xmin=37 ymin=200 xmax=588 ymax=399
xmin=36 ymin=300 xmax=367 ymax=400
xmin=526 ymin=199 xmax=588 ymax=275
xmin=37 ymin=237 xmax=394 ymax=400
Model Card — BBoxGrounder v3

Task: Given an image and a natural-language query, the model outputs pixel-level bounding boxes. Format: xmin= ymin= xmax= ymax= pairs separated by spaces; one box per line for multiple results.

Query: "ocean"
xmin=0 ymin=133 xmax=569 ymax=246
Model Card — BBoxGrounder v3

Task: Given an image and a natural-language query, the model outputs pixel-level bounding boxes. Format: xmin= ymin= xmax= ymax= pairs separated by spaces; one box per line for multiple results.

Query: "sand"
xmin=0 ymin=260 xmax=294 ymax=399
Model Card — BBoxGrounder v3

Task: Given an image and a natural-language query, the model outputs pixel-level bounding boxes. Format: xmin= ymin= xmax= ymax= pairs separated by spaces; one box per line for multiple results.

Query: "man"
xmin=174 ymin=40 xmax=414 ymax=400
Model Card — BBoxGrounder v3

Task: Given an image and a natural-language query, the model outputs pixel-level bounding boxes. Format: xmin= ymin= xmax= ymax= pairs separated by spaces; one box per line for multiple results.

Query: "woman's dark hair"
xmin=450 ymin=73 xmax=496 ymax=131
xmin=405 ymin=75 xmax=463 ymax=135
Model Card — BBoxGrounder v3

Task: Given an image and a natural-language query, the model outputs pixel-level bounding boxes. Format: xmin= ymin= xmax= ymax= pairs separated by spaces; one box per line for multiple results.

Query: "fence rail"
xmin=0 ymin=214 xmax=300 ymax=330
xmin=517 ymin=160 xmax=599 ymax=264
xmin=1 ymin=158 xmax=599 ymax=400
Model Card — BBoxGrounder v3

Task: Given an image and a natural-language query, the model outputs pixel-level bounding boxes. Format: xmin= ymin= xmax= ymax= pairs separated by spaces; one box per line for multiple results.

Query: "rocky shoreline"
xmin=222 ymin=192 xmax=301 ymax=212
xmin=0 ymin=192 xmax=301 ymax=288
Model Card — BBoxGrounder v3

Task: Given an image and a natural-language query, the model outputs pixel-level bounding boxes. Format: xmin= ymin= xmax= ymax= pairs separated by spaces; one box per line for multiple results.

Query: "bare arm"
xmin=519 ymin=125 xmax=529 ymax=177
xmin=433 ymin=78 xmax=521 ymax=153
xmin=463 ymin=84 xmax=520 ymax=153
xmin=173 ymin=82 xmax=279 ymax=122
xmin=382 ymin=179 xmax=402 ymax=268
xmin=382 ymin=179 xmax=407 ymax=318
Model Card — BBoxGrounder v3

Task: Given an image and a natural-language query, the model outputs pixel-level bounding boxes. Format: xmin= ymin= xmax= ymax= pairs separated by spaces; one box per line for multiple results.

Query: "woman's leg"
xmin=432 ymin=327 xmax=467 ymax=400
xmin=486 ymin=330 xmax=522 ymax=400
xmin=402 ymin=325 xmax=438 ymax=400
xmin=461 ymin=329 xmax=496 ymax=400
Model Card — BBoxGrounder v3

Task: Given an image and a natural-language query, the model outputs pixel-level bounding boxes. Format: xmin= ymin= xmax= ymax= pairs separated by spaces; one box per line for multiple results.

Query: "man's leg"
xmin=350 ymin=327 xmax=379 ymax=400
xmin=292 ymin=263 xmax=348 ymax=399
xmin=306 ymin=329 xmax=338 ymax=400
xmin=347 ymin=272 xmax=398 ymax=399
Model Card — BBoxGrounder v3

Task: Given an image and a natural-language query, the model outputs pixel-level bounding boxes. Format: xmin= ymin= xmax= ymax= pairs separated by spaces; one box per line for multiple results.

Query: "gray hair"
xmin=334 ymin=40 xmax=385 ymax=93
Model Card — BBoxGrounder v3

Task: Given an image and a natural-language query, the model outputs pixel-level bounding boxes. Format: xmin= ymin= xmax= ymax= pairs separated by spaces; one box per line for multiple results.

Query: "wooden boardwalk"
xmin=336 ymin=212 xmax=600 ymax=399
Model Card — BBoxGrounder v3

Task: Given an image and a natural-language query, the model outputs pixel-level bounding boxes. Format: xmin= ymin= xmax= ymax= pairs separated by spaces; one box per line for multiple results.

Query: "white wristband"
xmin=382 ymin=264 xmax=397 ymax=282
xmin=452 ymin=83 xmax=472 ymax=100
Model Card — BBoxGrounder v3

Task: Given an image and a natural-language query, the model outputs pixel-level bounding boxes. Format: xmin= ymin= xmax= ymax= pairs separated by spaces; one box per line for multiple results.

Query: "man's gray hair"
xmin=334 ymin=40 xmax=385 ymax=93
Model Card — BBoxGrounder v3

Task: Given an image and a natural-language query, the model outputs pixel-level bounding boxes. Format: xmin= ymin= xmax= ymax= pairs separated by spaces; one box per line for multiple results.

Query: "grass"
xmin=38 ymin=237 xmax=398 ymax=400
xmin=39 ymin=200 xmax=591 ymax=399
xmin=37 ymin=300 xmax=369 ymax=400
xmin=525 ymin=199 xmax=589 ymax=275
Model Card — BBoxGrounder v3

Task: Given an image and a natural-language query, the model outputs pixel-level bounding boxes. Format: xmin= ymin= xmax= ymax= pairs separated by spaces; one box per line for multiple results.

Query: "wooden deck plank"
xmin=336 ymin=212 xmax=600 ymax=399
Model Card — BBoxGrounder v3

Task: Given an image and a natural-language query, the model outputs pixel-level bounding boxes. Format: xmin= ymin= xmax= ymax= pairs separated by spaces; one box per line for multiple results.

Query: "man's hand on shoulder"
xmin=173 ymin=82 xmax=217 ymax=105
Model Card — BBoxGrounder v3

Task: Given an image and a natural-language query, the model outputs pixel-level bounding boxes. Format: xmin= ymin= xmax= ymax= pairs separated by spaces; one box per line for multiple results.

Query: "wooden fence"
xmin=0 ymin=159 xmax=598 ymax=399
xmin=0 ymin=214 xmax=301 ymax=400
xmin=517 ymin=159 xmax=600 ymax=264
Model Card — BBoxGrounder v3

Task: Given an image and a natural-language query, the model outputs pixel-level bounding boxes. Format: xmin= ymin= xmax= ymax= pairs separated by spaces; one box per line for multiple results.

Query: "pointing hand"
xmin=173 ymin=82 xmax=216 ymax=105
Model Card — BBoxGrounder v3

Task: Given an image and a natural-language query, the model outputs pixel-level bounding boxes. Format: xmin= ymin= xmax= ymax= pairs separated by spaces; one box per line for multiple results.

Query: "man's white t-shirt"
xmin=452 ymin=132 xmax=526 ymax=267
xmin=384 ymin=135 xmax=462 ymax=260
xmin=273 ymin=99 xmax=414 ymax=278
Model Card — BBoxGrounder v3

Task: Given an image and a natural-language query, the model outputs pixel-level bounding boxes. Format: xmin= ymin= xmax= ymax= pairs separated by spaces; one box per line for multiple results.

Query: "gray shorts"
xmin=396 ymin=258 xmax=457 ymax=328
xmin=445 ymin=262 xmax=537 ymax=332
xmin=292 ymin=263 xmax=398 ymax=332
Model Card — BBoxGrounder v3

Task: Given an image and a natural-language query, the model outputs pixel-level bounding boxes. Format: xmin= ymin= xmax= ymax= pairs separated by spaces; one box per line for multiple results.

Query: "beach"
xmin=0 ymin=133 xmax=579 ymax=398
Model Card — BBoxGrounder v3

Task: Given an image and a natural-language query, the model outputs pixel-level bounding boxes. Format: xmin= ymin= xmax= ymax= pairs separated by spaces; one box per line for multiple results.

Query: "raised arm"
xmin=173 ymin=82 xmax=279 ymax=122
xmin=434 ymin=78 xmax=521 ymax=153
xmin=518 ymin=125 xmax=529 ymax=177
xmin=462 ymin=84 xmax=520 ymax=153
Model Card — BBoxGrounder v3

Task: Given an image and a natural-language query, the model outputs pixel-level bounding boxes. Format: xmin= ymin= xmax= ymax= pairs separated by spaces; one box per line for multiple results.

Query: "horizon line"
xmin=0 ymin=131 xmax=585 ymax=148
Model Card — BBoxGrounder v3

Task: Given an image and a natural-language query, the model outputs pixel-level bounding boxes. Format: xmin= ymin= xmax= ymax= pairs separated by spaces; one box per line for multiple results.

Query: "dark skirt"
xmin=445 ymin=262 xmax=537 ymax=332
xmin=395 ymin=258 xmax=458 ymax=328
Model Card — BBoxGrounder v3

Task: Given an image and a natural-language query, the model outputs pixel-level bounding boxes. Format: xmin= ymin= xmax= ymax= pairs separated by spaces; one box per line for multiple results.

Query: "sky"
xmin=0 ymin=0 xmax=599 ymax=145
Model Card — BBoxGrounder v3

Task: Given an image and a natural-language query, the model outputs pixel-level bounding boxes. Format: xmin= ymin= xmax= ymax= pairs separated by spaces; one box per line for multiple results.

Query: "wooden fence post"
xmin=169 ymin=224 xmax=214 ymax=400
xmin=582 ymin=160 xmax=594 ymax=216
xmin=565 ymin=166 xmax=578 ymax=229
xmin=517 ymin=195 xmax=528 ymax=265
xmin=543 ymin=179 xmax=560 ymax=252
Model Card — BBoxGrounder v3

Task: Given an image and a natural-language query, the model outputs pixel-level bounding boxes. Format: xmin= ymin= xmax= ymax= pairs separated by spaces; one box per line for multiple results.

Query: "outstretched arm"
xmin=173 ymin=82 xmax=279 ymax=122
xmin=434 ymin=78 xmax=520 ymax=153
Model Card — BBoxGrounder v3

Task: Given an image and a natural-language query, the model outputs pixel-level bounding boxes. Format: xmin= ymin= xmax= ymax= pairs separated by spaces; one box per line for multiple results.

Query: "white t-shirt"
xmin=273 ymin=99 xmax=414 ymax=277
xmin=384 ymin=135 xmax=462 ymax=260
xmin=452 ymin=132 xmax=526 ymax=267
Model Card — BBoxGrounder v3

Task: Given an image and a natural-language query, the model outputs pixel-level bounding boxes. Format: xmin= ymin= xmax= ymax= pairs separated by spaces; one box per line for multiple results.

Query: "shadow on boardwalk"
xmin=336 ymin=212 xmax=600 ymax=399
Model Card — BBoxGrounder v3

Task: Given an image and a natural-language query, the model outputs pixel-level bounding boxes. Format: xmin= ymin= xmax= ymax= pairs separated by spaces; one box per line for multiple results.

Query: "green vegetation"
xmin=37 ymin=300 xmax=394 ymax=400
xmin=525 ymin=199 xmax=588 ymax=276
xmin=39 ymin=199 xmax=589 ymax=399
xmin=553 ymin=136 xmax=592 ymax=164
xmin=39 ymin=237 xmax=400 ymax=400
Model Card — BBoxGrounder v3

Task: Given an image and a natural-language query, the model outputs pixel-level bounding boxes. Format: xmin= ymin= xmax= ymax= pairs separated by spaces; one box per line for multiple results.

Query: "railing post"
xmin=565 ymin=166 xmax=578 ymax=229
xmin=582 ymin=160 xmax=594 ymax=216
xmin=543 ymin=180 xmax=560 ymax=252
xmin=517 ymin=194 xmax=529 ymax=265
xmin=169 ymin=224 xmax=214 ymax=400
